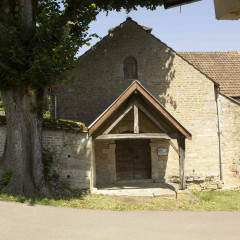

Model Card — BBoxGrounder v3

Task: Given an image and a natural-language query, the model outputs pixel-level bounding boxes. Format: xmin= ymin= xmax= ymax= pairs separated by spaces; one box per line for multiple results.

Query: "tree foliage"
xmin=0 ymin=0 xmax=163 ymax=195
xmin=0 ymin=1 xmax=94 ymax=91
xmin=0 ymin=93 xmax=3 ymax=111
xmin=0 ymin=0 xmax=163 ymax=93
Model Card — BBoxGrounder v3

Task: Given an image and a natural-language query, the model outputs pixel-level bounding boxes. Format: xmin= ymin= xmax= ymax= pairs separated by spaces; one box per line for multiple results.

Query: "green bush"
xmin=0 ymin=169 xmax=12 ymax=188
xmin=42 ymin=147 xmax=56 ymax=175
xmin=52 ymin=169 xmax=60 ymax=180
xmin=0 ymin=93 xmax=4 ymax=111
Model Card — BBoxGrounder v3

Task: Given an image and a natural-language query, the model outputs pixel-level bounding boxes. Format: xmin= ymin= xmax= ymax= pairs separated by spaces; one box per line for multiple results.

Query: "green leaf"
xmin=15 ymin=6 xmax=20 ymax=12
xmin=4 ymin=8 xmax=10 ymax=14
xmin=66 ymin=21 xmax=75 ymax=26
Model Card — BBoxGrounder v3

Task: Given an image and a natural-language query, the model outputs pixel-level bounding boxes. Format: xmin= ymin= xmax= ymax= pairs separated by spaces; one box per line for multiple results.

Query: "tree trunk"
xmin=0 ymin=88 xmax=49 ymax=195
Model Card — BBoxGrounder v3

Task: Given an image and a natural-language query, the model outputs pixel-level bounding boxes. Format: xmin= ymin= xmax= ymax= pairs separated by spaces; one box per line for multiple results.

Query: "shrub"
xmin=0 ymin=93 xmax=4 ymax=111
xmin=0 ymin=169 xmax=13 ymax=188
xmin=42 ymin=147 xmax=56 ymax=175
xmin=52 ymin=169 xmax=60 ymax=180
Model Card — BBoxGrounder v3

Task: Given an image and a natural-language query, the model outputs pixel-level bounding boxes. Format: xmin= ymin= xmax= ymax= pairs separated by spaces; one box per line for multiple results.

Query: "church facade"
xmin=1 ymin=18 xmax=239 ymax=192
xmin=51 ymin=18 xmax=240 ymax=191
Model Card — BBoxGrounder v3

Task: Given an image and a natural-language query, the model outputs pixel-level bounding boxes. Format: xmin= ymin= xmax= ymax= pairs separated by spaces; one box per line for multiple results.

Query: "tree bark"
xmin=0 ymin=89 xmax=49 ymax=195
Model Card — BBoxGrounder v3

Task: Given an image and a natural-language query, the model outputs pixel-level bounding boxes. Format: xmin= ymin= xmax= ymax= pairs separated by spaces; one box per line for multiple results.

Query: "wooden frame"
xmin=95 ymin=133 xmax=171 ymax=140
xmin=100 ymin=99 xmax=180 ymax=139
xmin=178 ymin=137 xmax=186 ymax=190
xmin=135 ymin=101 xmax=170 ymax=135
xmin=89 ymin=81 xmax=189 ymax=191
xmin=89 ymin=81 xmax=192 ymax=140
xmin=103 ymin=103 xmax=133 ymax=135
xmin=133 ymin=95 xmax=139 ymax=134
xmin=135 ymin=83 xmax=191 ymax=139
xmin=89 ymin=83 xmax=137 ymax=136
xmin=169 ymin=140 xmax=179 ymax=155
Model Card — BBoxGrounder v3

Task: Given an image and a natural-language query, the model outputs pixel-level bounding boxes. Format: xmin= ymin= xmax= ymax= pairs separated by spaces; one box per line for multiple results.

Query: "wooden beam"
xmin=95 ymin=133 xmax=171 ymax=140
xmin=89 ymin=80 xmax=192 ymax=140
xmin=135 ymin=101 xmax=170 ymax=134
xmin=169 ymin=140 xmax=179 ymax=155
xmin=136 ymin=84 xmax=192 ymax=140
xmin=89 ymin=82 xmax=138 ymax=136
xmin=134 ymin=96 xmax=139 ymax=134
xmin=103 ymin=103 xmax=133 ymax=135
xmin=178 ymin=137 xmax=186 ymax=190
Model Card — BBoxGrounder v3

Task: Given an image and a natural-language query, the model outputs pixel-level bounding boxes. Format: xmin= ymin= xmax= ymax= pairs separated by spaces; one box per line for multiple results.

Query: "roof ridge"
xmin=109 ymin=17 xmax=152 ymax=33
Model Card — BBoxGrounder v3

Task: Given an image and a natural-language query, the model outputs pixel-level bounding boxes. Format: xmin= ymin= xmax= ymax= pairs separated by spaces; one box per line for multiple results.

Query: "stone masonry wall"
xmin=0 ymin=126 xmax=92 ymax=189
xmin=219 ymin=94 xmax=240 ymax=186
xmin=55 ymin=19 xmax=221 ymax=187
xmin=150 ymin=140 xmax=170 ymax=182
xmin=94 ymin=140 xmax=116 ymax=185
xmin=94 ymin=111 xmax=162 ymax=186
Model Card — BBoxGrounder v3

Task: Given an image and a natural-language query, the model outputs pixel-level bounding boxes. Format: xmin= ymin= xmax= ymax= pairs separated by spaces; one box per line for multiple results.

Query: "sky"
xmin=79 ymin=0 xmax=240 ymax=56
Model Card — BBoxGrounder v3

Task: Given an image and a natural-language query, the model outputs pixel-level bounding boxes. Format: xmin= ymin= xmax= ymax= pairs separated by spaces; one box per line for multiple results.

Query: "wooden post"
xmin=133 ymin=92 xmax=139 ymax=134
xmin=178 ymin=137 xmax=186 ymax=190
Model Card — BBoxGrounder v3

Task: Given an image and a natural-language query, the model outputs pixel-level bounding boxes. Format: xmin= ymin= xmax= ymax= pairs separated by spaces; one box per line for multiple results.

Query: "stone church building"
xmin=1 ymin=17 xmax=240 ymax=192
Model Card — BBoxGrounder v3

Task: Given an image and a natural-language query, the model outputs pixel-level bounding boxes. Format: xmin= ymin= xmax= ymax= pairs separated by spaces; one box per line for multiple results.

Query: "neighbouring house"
xmin=0 ymin=17 xmax=240 ymax=192
xmin=214 ymin=0 xmax=240 ymax=20
xmin=163 ymin=0 xmax=240 ymax=20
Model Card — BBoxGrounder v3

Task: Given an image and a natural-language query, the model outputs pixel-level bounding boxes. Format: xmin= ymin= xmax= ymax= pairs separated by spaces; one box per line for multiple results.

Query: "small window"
xmin=123 ymin=57 xmax=138 ymax=80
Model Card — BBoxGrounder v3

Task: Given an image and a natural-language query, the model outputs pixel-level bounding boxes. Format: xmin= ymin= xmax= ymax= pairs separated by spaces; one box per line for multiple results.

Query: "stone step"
xmin=114 ymin=179 xmax=154 ymax=184
xmin=95 ymin=183 xmax=177 ymax=199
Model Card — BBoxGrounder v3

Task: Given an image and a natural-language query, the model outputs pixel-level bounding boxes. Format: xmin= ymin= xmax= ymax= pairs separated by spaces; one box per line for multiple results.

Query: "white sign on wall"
xmin=158 ymin=148 xmax=168 ymax=156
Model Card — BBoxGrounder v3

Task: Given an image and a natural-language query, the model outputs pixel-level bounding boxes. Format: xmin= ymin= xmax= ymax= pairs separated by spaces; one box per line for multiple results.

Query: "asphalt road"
xmin=0 ymin=201 xmax=240 ymax=240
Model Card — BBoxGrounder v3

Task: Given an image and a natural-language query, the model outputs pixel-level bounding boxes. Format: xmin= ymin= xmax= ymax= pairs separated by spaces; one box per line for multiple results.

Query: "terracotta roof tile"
xmin=178 ymin=51 xmax=240 ymax=97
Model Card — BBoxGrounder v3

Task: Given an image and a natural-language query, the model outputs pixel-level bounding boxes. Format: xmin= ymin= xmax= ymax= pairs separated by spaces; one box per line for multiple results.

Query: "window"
xmin=123 ymin=57 xmax=138 ymax=80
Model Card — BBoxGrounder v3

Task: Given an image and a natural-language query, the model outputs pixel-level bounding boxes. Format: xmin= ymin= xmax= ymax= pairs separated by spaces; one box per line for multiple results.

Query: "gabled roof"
xmin=89 ymin=81 xmax=192 ymax=140
xmin=84 ymin=18 xmax=240 ymax=97
xmin=82 ymin=17 xmax=219 ymax=86
xmin=178 ymin=51 xmax=240 ymax=97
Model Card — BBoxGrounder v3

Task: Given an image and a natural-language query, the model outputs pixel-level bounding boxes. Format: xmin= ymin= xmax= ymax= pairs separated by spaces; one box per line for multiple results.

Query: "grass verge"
xmin=0 ymin=190 xmax=240 ymax=211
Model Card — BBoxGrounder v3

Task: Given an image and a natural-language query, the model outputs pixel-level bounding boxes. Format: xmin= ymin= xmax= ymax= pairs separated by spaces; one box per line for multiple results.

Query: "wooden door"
xmin=116 ymin=140 xmax=151 ymax=181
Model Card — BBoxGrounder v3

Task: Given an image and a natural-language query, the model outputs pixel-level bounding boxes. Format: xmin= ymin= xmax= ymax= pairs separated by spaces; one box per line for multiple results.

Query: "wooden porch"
xmin=89 ymin=81 xmax=192 ymax=190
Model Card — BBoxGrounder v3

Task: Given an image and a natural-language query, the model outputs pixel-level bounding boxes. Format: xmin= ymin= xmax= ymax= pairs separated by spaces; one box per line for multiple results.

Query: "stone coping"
xmin=0 ymin=116 xmax=88 ymax=132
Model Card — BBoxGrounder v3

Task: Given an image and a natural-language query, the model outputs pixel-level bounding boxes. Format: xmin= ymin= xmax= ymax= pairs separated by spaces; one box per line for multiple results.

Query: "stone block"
xmin=152 ymin=172 xmax=159 ymax=179
xmin=177 ymin=190 xmax=191 ymax=202
xmin=154 ymin=178 xmax=165 ymax=183
xmin=186 ymin=177 xmax=194 ymax=182
xmin=159 ymin=161 xmax=166 ymax=169
xmin=84 ymin=170 xmax=91 ymax=177
xmin=108 ymin=143 xmax=116 ymax=149
xmin=150 ymin=143 xmax=158 ymax=148
xmin=193 ymin=176 xmax=205 ymax=182
xmin=237 ymin=165 xmax=240 ymax=175
xmin=105 ymin=148 xmax=115 ymax=154
xmin=177 ymin=190 xmax=200 ymax=203
xmin=217 ymin=182 xmax=223 ymax=189
xmin=84 ymin=178 xmax=90 ymax=184
xmin=206 ymin=184 xmax=218 ymax=190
